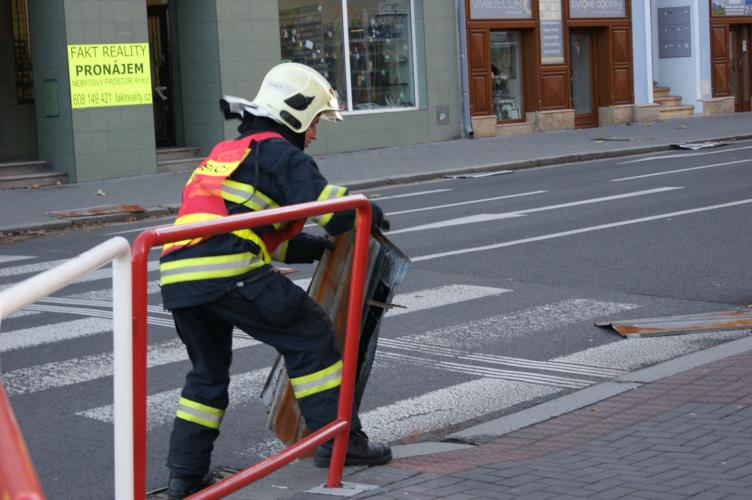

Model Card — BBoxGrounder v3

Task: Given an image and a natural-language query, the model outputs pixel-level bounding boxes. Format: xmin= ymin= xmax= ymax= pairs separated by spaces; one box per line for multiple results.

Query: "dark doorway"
xmin=148 ymin=4 xmax=175 ymax=146
xmin=730 ymin=25 xmax=751 ymax=112
xmin=569 ymin=30 xmax=598 ymax=128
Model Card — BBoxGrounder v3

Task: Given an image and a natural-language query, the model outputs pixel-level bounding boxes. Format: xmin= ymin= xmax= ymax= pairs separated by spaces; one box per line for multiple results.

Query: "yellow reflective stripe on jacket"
xmin=312 ymin=184 xmax=348 ymax=227
xmin=289 ymin=360 xmax=342 ymax=399
xmin=270 ymin=240 xmax=288 ymax=263
xmin=160 ymin=252 xmax=265 ymax=285
xmin=175 ymin=397 xmax=224 ymax=429
xmin=161 ymin=213 xmax=223 ymax=253
xmin=221 ymin=180 xmax=284 ymax=231
xmin=221 ymin=179 xmax=279 ymax=211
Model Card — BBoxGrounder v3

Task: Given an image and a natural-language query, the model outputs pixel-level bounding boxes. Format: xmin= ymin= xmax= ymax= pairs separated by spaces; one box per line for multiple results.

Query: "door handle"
xmin=154 ymin=86 xmax=168 ymax=101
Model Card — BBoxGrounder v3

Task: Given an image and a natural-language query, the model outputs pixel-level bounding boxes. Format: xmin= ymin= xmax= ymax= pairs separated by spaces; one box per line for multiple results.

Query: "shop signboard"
xmin=569 ymin=0 xmax=626 ymax=18
xmin=539 ymin=0 xmax=564 ymax=64
xmin=67 ymin=43 xmax=152 ymax=109
xmin=711 ymin=0 xmax=752 ymax=16
xmin=469 ymin=0 xmax=533 ymax=19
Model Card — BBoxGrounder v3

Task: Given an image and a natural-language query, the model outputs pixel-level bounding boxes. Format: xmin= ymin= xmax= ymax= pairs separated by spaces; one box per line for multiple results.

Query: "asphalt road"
xmin=1 ymin=140 xmax=751 ymax=498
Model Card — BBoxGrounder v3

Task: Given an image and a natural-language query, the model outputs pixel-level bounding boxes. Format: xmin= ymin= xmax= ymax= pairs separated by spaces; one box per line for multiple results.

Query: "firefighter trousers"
xmin=167 ymin=272 xmax=361 ymax=477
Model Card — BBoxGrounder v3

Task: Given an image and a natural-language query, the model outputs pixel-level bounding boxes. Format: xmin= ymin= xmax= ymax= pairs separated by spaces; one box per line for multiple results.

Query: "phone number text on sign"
xmin=67 ymin=43 xmax=153 ymax=109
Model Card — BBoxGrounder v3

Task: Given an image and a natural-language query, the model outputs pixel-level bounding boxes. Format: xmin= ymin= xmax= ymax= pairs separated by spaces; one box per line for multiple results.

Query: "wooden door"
xmin=468 ymin=29 xmax=492 ymax=115
xmin=711 ymin=25 xmax=731 ymax=97
xmin=730 ymin=25 xmax=751 ymax=112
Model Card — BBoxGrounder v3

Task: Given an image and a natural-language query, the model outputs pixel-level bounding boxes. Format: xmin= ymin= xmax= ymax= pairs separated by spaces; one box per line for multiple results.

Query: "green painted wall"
xmin=28 ymin=0 xmax=156 ymax=183
xmin=0 ymin=0 xmax=37 ymax=162
xmin=174 ymin=0 xmax=224 ymax=155
xmin=213 ymin=0 xmax=461 ymax=155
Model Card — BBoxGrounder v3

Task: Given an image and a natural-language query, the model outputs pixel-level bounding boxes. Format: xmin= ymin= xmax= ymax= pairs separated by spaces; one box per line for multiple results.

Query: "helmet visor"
xmin=321 ymin=109 xmax=343 ymax=123
xmin=320 ymin=89 xmax=343 ymax=123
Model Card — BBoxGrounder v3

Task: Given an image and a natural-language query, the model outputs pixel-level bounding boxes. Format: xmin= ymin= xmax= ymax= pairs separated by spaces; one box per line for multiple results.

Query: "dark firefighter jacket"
xmin=159 ymin=117 xmax=354 ymax=310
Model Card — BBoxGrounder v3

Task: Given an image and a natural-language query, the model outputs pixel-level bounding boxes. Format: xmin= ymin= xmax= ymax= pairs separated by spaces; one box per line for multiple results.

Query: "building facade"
xmin=2 ymin=1 xmax=749 ymax=183
xmin=1 ymin=0 xmax=461 ymax=182
xmin=462 ymin=0 xmax=751 ymax=137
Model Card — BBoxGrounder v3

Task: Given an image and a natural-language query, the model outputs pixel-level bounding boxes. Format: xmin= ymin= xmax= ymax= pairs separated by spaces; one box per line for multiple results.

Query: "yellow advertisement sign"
xmin=67 ymin=43 xmax=152 ymax=109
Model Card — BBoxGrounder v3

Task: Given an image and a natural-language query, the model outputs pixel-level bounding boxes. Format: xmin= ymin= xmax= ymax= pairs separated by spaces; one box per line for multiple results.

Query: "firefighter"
xmin=160 ymin=62 xmax=392 ymax=499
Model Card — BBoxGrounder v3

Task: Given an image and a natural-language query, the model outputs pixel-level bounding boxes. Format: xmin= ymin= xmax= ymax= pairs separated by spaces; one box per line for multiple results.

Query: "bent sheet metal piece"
xmin=260 ymin=229 xmax=411 ymax=448
xmin=596 ymin=308 xmax=752 ymax=337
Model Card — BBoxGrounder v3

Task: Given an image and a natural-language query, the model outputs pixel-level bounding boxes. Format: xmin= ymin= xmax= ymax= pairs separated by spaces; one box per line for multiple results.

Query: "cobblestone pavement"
xmin=289 ymin=349 xmax=752 ymax=499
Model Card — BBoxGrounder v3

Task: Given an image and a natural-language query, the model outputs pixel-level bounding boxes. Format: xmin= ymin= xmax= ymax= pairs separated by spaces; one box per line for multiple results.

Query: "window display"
xmin=279 ymin=1 xmax=346 ymax=110
xmin=279 ymin=0 xmax=417 ymax=113
xmin=490 ymin=31 xmax=523 ymax=121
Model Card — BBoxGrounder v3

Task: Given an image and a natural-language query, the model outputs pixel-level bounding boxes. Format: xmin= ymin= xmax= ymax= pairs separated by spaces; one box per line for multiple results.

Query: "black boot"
xmin=167 ymin=472 xmax=216 ymax=500
xmin=314 ymin=429 xmax=392 ymax=468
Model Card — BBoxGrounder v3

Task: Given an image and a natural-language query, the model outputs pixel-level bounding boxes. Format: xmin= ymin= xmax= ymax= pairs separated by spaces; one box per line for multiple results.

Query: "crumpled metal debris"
xmin=671 ymin=141 xmax=731 ymax=150
xmin=596 ymin=308 xmax=752 ymax=337
xmin=47 ymin=204 xmax=145 ymax=218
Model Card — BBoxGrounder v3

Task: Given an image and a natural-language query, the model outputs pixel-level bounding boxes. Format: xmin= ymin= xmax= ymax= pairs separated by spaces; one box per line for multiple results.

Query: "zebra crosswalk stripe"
xmin=1 ymin=284 xmax=510 ymax=393
xmin=0 ymin=317 xmax=112 ymax=353
xmin=0 ymin=255 xmax=35 ymax=264
xmin=77 ymin=368 xmax=272 ymax=430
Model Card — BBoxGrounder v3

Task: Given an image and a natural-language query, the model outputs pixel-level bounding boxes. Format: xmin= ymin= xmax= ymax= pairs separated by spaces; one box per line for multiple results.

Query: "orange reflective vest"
xmin=161 ymin=131 xmax=303 ymax=258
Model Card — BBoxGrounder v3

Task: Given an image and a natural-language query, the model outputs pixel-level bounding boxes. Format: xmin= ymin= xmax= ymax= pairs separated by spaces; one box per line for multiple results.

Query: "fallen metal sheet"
xmin=261 ymin=229 xmax=411 ymax=448
xmin=592 ymin=136 xmax=645 ymax=142
xmin=444 ymin=170 xmax=512 ymax=179
xmin=596 ymin=309 xmax=752 ymax=337
xmin=47 ymin=204 xmax=145 ymax=218
xmin=670 ymin=141 xmax=731 ymax=150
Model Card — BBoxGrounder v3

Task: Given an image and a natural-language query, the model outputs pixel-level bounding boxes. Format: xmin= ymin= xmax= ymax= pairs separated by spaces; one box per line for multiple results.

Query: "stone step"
xmin=659 ymin=105 xmax=695 ymax=119
xmin=157 ymin=157 xmax=204 ymax=173
xmin=0 ymin=171 xmax=68 ymax=189
xmin=156 ymin=146 xmax=203 ymax=162
xmin=653 ymin=86 xmax=671 ymax=98
xmin=655 ymin=95 xmax=682 ymax=106
xmin=0 ymin=160 xmax=52 ymax=176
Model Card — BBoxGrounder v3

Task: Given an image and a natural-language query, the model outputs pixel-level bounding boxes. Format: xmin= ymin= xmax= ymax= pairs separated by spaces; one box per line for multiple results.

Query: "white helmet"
xmin=245 ymin=62 xmax=343 ymax=133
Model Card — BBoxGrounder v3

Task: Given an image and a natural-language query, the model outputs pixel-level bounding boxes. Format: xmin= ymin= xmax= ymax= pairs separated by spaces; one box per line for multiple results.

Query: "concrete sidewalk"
xmin=246 ymin=332 xmax=752 ymax=499
xmin=2 ymin=112 xmax=752 ymax=238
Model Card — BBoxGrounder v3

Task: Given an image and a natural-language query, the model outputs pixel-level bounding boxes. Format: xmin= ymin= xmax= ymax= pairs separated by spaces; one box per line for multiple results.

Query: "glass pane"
xmin=279 ymin=1 xmax=348 ymax=112
xmin=348 ymin=0 xmax=415 ymax=110
xmin=490 ymin=31 xmax=524 ymax=121
xmin=570 ymin=33 xmax=592 ymax=114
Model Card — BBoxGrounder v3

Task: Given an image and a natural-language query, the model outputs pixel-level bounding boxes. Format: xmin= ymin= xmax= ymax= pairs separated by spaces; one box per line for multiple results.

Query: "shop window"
xmin=490 ymin=31 xmax=523 ymax=121
xmin=279 ymin=0 xmax=417 ymax=113
xmin=10 ymin=0 xmax=34 ymax=103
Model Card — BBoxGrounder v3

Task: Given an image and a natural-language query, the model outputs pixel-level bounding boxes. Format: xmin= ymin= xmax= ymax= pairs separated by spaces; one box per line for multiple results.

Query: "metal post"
xmin=326 ymin=203 xmax=372 ymax=487
xmin=113 ymin=248 xmax=133 ymax=500
xmin=131 ymin=196 xmax=372 ymax=498
xmin=131 ymin=232 xmax=155 ymax=500
xmin=0 ymin=237 xmax=131 ymax=500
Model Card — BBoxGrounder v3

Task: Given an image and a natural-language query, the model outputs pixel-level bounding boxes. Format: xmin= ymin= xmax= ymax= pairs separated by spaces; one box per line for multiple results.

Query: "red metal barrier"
xmin=0 ymin=382 xmax=45 ymax=500
xmin=131 ymin=195 xmax=372 ymax=499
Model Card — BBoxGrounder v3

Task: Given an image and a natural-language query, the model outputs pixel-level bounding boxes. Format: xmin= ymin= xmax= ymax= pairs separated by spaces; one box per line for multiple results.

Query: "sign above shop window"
xmin=569 ymin=0 xmax=626 ymax=18
xmin=711 ymin=0 xmax=752 ymax=16
xmin=469 ymin=0 xmax=533 ymax=19
xmin=539 ymin=0 xmax=564 ymax=64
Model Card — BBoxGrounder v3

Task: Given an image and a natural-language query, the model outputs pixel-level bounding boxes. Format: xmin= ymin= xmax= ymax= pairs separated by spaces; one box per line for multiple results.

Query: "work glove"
xmin=285 ymin=233 xmax=335 ymax=264
xmin=370 ymin=202 xmax=391 ymax=232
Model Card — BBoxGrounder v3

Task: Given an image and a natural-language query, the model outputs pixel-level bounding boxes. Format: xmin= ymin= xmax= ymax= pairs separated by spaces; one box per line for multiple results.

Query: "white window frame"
xmin=340 ymin=0 xmax=420 ymax=115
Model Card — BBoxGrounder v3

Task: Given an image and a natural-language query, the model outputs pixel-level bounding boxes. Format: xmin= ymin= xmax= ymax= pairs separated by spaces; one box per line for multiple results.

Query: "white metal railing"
xmin=0 ymin=237 xmax=133 ymax=500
